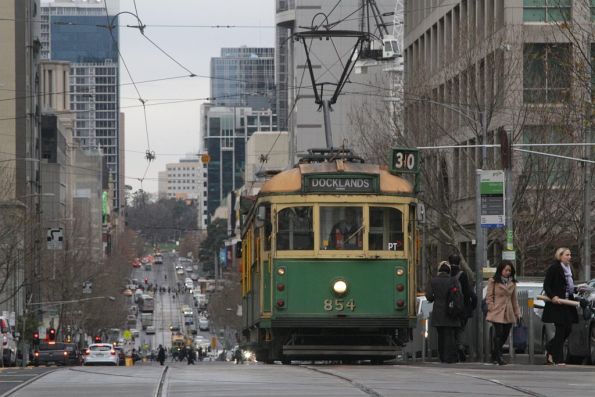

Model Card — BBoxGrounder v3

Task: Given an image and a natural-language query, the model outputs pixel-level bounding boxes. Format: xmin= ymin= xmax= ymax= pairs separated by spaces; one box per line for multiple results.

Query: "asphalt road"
xmin=3 ymin=360 xmax=595 ymax=397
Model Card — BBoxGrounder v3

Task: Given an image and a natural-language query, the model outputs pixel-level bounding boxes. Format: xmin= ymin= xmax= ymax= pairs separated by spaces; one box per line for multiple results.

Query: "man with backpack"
xmin=448 ymin=254 xmax=477 ymax=362
xmin=425 ymin=261 xmax=463 ymax=363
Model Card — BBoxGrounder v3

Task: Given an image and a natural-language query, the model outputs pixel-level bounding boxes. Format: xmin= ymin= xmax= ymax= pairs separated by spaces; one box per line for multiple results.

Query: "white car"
xmin=0 ymin=317 xmax=16 ymax=367
xmin=198 ymin=317 xmax=209 ymax=331
xmin=83 ymin=344 xmax=119 ymax=366
xmin=145 ymin=325 xmax=156 ymax=335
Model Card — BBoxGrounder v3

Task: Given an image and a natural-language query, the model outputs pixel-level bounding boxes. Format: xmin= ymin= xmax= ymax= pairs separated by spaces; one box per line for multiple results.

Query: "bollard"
xmin=421 ymin=319 xmax=426 ymax=363
xmin=528 ymin=298 xmax=534 ymax=364
xmin=125 ymin=356 xmax=133 ymax=367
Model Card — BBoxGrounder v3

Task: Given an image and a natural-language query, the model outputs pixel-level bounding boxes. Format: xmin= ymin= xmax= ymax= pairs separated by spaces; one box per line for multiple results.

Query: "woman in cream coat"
xmin=486 ymin=261 xmax=521 ymax=365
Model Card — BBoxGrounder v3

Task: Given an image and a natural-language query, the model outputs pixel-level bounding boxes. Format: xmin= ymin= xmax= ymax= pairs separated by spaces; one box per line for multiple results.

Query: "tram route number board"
xmin=390 ymin=147 xmax=419 ymax=173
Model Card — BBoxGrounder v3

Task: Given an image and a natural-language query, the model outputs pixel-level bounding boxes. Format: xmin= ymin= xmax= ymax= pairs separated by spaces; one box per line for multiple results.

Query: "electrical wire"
xmin=102 ymin=0 xmax=151 ymax=154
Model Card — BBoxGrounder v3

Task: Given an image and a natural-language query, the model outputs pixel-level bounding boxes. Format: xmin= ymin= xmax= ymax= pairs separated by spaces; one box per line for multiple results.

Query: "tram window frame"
xmin=276 ymin=206 xmax=314 ymax=251
xmin=320 ymin=206 xmax=364 ymax=250
xmin=368 ymin=206 xmax=404 ymax=252
xmin=256 ymin=203 xmax=272 ymax=251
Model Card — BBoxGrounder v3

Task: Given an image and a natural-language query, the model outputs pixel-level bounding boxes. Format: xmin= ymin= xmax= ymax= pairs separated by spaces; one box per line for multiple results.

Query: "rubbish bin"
xmin=125 ymin=357 xmax=133 ymax=367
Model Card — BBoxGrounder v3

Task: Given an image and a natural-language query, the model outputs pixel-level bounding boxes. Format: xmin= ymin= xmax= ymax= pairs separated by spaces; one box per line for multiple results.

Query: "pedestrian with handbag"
xmin=485 ymin=261 xmax=521 ymax=365
xmin=425 ymin=261 xmax=462 ymax=363
xmin=542 ymin=247 xmax=578 ymax=365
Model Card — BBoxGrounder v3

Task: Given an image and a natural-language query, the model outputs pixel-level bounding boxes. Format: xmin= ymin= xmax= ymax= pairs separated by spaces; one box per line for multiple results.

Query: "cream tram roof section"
xmin=259 ymin=161 xmax=414 ymax=194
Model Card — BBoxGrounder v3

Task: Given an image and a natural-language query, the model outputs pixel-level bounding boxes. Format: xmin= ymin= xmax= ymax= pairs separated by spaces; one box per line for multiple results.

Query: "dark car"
xmin=113 ymin=346 xmax=126 ymax=366
xmin=34 ymin=343 xmax=69 ymax=366
xmin=64 ymin=343 xmax=82 ymax=365
xmin=565 ymin=285 xmax=595 ymax=364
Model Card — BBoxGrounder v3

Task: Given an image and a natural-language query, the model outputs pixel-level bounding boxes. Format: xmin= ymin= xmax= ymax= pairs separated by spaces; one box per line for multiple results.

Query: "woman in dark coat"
xmin=426 ymin=261 xmax=462 ymax=363
xmin=542 ymin=247 xmax=578 ymax=365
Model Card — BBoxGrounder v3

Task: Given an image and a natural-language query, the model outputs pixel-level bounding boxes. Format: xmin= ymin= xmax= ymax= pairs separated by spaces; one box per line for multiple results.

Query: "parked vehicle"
xmin=0 ymin=317 xmax=16 ymax=366
xmin=83 ymin=344 xmax=119 ymax=366
xmin=566 ymin=285 xmax=595 ymax=364
xmin=33 ymin=342 xmax=69 ymax=366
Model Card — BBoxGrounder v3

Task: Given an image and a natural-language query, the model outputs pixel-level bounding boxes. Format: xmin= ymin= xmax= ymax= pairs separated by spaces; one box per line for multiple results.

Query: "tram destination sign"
xmin=303 ymin=175 xmax=378 ymax=193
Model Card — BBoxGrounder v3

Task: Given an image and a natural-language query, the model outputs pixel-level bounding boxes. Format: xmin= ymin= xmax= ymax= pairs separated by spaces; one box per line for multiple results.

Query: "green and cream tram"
xmin=240 ymin=150 xmax=419 ymax=363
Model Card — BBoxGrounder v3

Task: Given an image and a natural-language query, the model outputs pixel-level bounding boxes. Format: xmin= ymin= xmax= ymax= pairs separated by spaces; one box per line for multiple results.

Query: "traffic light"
xmin=48 ymin=328 xmax=56 ymax=342
xmin=32 ymin=331 xmax=40 ymax=347
xmin=94 ymin=335 xmax=102 ymax=343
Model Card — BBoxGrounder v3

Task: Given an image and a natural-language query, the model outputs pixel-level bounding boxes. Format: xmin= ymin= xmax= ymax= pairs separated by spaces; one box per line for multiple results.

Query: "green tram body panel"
xmin=270 ymin=259 xmax=413 ymax=324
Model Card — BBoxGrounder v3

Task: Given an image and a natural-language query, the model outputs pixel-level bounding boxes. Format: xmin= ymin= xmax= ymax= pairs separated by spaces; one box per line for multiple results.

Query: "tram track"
xmin=456 ymin=372 xmax=547 ymax=397
xmin=154 ymin=366 xmax=168 ymax=397
xmin=301 ymin=365 xmax=384 ymax=397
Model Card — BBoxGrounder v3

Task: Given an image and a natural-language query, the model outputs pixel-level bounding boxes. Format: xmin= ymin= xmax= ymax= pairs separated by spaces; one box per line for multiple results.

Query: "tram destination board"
xmin=303 ymin=174 xmax=378 ymax=193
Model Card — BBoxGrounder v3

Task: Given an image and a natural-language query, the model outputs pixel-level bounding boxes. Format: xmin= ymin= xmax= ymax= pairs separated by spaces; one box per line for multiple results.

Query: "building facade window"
xmin=523 ymin=43 xmax=571 ymax=103
xmin=523 ymin=0 xmax=571 ymax=22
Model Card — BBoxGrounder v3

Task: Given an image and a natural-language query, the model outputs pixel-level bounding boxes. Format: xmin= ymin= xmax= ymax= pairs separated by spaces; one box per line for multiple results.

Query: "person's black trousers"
xmin=546 ymin=323 xmax=572 ymax=363
xmin=491 ymin=322 xmax=512 ymax=362
xmin=436 ymin=326 xmax=458 ymax=363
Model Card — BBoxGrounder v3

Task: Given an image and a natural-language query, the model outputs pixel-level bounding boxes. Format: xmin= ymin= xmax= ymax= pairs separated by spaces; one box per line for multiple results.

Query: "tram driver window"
xmin=320 ymin=207 xmax=363 ymax=250
xmin=276 ymin=206 xmax=313 ymax=250
xmin=369 ymin=207 xmax=403 ymax=251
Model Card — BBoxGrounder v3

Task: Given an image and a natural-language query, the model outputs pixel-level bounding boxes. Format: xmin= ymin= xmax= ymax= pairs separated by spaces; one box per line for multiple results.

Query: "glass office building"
xmin=210 ymin=47 xmax=276 ymax=111
xmin=201 ymin=104 xmax=277 ymax=215
xmin=41 ymin=2 xmax=122 ymax=212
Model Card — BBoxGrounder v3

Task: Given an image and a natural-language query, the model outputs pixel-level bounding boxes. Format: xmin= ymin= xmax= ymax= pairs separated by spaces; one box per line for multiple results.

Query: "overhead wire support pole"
xmin=584 ymin=35 xmax=593 ymax=281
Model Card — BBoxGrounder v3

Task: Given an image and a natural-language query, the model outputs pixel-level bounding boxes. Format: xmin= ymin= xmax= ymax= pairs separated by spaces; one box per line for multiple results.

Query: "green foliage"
xmin=126 ymin=193 xmax=197 ymax=244
xmin=199 ymin=218 xmax=228 ymax=272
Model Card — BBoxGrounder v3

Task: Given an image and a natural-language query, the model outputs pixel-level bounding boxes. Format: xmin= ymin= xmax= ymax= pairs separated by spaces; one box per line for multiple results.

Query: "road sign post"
xmin=479 ymin=170 xmax=505 ymax=228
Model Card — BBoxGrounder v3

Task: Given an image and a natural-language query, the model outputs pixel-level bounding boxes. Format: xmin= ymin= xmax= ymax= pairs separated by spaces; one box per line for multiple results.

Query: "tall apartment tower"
xmin=210 ymin=47 xmax=276 ymax=111
xmin=41 ymin=0 xmax=122 ymax=213
xmin=275 ymin=0 xmax=396 ymax=161
xmin=157 ymin=156 xmax=209 ymax=230
xmin=403 ymin=1 xmax=594 ymax=272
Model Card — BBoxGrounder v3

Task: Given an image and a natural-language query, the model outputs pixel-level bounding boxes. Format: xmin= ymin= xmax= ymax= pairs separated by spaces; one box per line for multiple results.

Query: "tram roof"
xmin=259 ymin=161 xmax=413 ymax=194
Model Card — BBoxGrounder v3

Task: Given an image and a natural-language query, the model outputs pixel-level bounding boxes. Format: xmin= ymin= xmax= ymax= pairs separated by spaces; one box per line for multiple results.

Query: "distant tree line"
xmin=126 ymin=190 xmax=198 ymax=244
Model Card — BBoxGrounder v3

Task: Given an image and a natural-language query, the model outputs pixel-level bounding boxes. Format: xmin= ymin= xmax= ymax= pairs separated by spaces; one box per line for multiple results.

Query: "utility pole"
xmin=584 ymin=33 xmax=592 ymax=281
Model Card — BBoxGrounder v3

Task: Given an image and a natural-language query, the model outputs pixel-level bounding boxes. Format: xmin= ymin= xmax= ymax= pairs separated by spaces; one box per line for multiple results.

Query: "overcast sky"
xmin=105 ymin=0 xmax=274 ymax=193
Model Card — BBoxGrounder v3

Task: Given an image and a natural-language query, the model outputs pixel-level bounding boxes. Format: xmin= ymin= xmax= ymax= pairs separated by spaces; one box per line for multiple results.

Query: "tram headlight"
xmin=395 ymin=268 xmax=405 ymax=276
xmin=277 ymin=267 xmax=286 ymax=276
xmin=332 ymin=280 xmax=348 ymax=296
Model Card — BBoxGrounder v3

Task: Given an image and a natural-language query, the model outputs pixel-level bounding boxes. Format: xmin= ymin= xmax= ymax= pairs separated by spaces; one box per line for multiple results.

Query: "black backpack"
xmin=447 ymin=272 xmax=465 ymax=318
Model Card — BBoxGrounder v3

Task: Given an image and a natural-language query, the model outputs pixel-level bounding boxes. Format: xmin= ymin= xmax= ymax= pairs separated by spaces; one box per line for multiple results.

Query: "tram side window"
xmin=320 ymin=206 xmax=363 ymax=250
xmin=369 ymin=207 xmax=404 ymax=251
xmin=276 ymin=206 xmax=313 ymax=250
xmin=263 ymin=204 xmax=271 ymax=251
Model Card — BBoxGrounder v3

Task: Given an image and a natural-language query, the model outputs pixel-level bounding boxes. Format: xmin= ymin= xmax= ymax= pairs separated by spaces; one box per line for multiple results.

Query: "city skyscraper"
xmin=202 ymin=46 xmax=277 ymax=216
xmin=201 ymin=104 xmax=277 ymax=215
xmin=41 ymin=0 xmax=122 ymax=213
xmin=210 ymin=47 xmax=276 ymax=111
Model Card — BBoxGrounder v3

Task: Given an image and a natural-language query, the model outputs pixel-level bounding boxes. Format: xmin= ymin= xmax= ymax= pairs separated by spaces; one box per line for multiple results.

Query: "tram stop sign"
xmin=390 ymin=147 xmax=419 ymax=174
